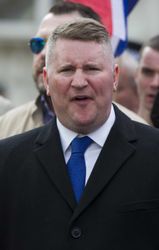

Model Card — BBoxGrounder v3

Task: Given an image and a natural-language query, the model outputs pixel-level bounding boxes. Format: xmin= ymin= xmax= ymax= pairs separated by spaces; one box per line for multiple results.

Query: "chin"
xmin=73 ymin=119 xmax=96 ymax=134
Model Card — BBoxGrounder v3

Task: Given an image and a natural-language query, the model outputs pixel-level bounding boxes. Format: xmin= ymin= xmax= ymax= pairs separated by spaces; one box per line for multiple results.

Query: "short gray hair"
xmin=46 ymin=18 xmax=113 ymax=67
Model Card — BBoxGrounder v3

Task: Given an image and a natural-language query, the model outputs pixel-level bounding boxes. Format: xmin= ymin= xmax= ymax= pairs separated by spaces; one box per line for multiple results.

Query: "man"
xmin=0 ymin=2 xmax=147 ymax=139
xmin=0 ymin=19 xmax=159 ymax=249
xmin=0 ymin=2 xmax=101 ymax=138
xmin=135 ymin=35 xmax=159 ymax=125
xmin=151 ymin=91 xmax=159 ymax=127
xmin=113 ymin=51 xmax=139 ymax=113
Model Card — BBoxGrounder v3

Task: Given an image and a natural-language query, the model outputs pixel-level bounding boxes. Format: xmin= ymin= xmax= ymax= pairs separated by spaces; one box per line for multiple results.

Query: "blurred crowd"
xmin=0 ymin=1 xmax=159 ymax=132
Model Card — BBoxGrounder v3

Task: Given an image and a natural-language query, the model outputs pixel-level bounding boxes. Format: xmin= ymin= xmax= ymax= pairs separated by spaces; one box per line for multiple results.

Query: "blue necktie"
xmin=67 ymin=136 xmax=92 ymax=202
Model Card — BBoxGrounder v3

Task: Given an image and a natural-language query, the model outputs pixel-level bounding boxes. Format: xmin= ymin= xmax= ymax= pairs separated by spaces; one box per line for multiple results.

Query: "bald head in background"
xmin=113 ymin=51 xmax=139 ymax=113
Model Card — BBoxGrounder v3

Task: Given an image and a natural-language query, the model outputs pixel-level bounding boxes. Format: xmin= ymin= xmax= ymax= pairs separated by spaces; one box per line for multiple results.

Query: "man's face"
xmin=135 ymin=47 xmax=159 ymax=113
xmin=113 ymin=73 xmax=139 ymax=113
xmin=32 ymin=12 xmax=82 ymax=94
xmin=43 ymin=39 xmax=118 ymax=134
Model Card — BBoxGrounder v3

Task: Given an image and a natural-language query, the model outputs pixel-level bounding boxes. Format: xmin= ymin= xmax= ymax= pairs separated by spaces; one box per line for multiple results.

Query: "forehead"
xmin=36 ymin=12 xmax=82 ymax=38
xmin=140 ymin=47 xmax=159 ymax=68
xmin=53 ymin=39 xmax=111 ymax=64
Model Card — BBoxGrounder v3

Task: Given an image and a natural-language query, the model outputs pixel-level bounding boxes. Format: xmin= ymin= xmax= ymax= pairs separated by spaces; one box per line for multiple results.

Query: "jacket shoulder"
xmin=114 ymin=102 xmax=148 ymax=125
xmin=0 ymin=96 xmax=13 ymax=115
xmin=0 ymin=100 xmax=43 ymax=139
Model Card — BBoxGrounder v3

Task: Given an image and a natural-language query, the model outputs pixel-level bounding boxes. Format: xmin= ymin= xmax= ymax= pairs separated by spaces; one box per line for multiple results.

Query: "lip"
xmin=71 ymin=95 xmax=93 ymax=104
xmin=71 ymin=95 xmax=92 ymax=100
xmin=146 ymin=93 xmax=156 ymax=103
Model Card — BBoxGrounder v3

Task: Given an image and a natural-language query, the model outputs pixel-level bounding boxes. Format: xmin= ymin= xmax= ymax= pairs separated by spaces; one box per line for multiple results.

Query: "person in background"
xmin=0 ymin=95 xmax=12 ymax=115
xmin=150 ymin=90 xmax=159 ymax=127
xmin=113 ymin=51 xmax=139 ymax=113
xmin=0 ymin=84 xmax=13 ymax=115
xmin=0 ymin=19 xmax=159 ymax=249
xmin=0 ymin=1 xmax=147 ymax=140
xmin=0 ymin=2 xmax=101 ymax=138
xmin=135 ymin=35 xmax=159 ymax=125
xmin=30 ymin=1 xmax=101 ymax=125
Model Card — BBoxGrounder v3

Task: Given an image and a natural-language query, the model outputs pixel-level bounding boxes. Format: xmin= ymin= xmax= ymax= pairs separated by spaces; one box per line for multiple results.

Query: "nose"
xmin=151 ymin=73 xmax=159 ymax=89
xmin=71 ymin=70 xmax=88 ymax=88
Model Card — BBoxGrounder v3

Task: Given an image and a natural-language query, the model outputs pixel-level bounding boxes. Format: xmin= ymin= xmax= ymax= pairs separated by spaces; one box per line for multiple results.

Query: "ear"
xmin=43 ymin=66 xmax=50 ymax=96
xmin=113 ymin=63 xmax=119 ymax=92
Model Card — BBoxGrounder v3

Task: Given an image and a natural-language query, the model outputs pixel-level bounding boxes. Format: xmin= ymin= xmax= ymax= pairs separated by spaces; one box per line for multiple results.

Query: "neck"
xmin=138 ymin=106 xmax=152 ymax=125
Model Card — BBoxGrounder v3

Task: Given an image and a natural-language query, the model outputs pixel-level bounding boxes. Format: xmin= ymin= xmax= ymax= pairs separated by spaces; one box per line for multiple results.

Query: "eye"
xmin=58 ymin=66 xmax=74 ymax=74
xmin=85 ymin=65 xmax=100 ymax=72
xmin=89 ymin=67 xmax=99 ymax=71
xmin=141 ymin=67 xmax=156 ymax=77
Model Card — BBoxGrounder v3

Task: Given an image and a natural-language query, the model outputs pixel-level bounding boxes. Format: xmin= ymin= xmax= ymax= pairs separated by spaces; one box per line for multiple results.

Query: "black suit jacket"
xmin=1 ymin=106 xmax=159 ymax=250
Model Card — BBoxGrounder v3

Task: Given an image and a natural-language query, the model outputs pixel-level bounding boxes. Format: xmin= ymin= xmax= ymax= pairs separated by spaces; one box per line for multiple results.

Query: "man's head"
xmin=113 ymin=51 xmax=139 ymax=113
xmin=43 ymin=19 xmax=119 ymax=134
xmin=29 ymin=1 xmax=101 ymax=95
xmin=135 ymin=35 xmax=159 ymax=124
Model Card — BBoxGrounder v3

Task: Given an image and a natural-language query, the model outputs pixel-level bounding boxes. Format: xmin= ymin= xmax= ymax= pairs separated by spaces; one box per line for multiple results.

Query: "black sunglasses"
xmin=29 ymin=37 xmax=47 ymax=54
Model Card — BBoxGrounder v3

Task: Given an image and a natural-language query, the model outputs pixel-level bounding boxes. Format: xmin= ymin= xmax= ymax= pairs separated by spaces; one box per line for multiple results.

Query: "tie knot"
xmin=71 ymin=136 xmax=92 ymax=154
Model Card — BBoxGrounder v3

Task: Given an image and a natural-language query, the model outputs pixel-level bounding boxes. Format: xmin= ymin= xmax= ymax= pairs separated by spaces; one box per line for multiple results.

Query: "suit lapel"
xmin=33 ymin=108 xmax=138 ymax=221
xmin=71 ymin=107 xmax=138 ymax=221
xmin=33 ymin=119 xmax=76 ymax=210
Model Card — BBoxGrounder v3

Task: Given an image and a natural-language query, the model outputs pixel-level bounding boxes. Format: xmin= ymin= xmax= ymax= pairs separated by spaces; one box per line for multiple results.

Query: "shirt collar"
xmin=57 ymin=105 xmax=115 ymax=154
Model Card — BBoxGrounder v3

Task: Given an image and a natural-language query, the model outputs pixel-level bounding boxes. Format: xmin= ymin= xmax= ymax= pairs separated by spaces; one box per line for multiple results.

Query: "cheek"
xmin=96 ymin=82 xmax=113 ymax=105
xmin=117 ymin=91 xmax=126 ymax=99
xmin=33 ymin=55 xmax=39 ymax=67
xmin=139 ymin=77 xmax=151 ymax=92
xmin=136 ymin=75 xmax=147 ymax=92
xmin=94 ymin=74 xmax=114 ymax=91
xmin=48 ymin=78 xmax=68 ymax=98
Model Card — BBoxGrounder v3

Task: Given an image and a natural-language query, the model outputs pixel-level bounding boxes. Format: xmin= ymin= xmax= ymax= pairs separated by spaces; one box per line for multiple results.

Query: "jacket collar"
xmin=33 ymin=106 xmax=138 ymax=218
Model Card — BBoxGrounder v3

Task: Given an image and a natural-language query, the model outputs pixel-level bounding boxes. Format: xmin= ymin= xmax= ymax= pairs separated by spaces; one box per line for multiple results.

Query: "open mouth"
xmin=71 ymin=95 xmax=93 ymax=106
xmin=72 ymin=95 xmax=91 ymax=101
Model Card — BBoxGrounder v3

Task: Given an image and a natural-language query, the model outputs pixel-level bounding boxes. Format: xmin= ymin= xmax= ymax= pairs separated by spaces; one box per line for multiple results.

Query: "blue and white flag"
xmin=66 ymin=0 xmax=139 ymax=57
xmin=111 ymin=0 xmax=139 ymax=57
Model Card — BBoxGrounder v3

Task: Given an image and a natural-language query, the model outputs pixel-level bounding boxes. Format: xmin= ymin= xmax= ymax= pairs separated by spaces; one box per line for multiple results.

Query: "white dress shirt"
xmin=57 ymin=105 xmax=116 ymax=184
